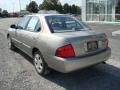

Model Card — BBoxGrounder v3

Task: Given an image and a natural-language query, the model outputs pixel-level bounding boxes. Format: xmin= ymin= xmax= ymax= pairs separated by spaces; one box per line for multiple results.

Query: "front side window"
xmin=26 ymin=17 xmax=40 ymax=32
xmin=17 ymin=16 xmax=31 ymax=29
xmin=46 ymin=15 xmax=89 ymax=33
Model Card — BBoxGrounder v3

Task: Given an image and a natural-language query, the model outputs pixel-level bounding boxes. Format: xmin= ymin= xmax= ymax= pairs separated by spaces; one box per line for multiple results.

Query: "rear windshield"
xmin=45 ymin=15 xmax=90 ymax=33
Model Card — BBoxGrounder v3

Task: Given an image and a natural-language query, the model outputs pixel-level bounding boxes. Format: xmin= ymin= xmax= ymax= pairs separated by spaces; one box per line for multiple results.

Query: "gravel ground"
xmin=0 ymin=18 xmax=120 ymax=90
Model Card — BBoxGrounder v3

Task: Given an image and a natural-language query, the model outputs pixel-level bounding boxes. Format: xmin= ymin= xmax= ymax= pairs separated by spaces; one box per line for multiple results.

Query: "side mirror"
xmin=10 ymin=24 xmax=17 ymax=29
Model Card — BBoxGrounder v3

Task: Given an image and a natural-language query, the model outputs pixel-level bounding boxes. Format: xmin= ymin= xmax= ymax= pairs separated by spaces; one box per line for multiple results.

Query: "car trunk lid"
xmin=54 ymin=30 xmax=107 ymax=57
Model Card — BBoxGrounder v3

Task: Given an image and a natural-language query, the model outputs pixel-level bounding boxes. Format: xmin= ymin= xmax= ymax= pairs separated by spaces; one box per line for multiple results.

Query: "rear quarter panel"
xmin=35 ymin=33 xmax=70 ymax=66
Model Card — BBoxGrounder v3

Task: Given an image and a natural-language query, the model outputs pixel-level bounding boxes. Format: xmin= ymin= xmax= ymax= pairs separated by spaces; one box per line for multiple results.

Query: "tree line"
xmin=0 ymin=8 xmax=19 ymax=17
xmin=0 ymin=0 xmax=81 ymax=18
xmin=26 ymin=0 xmax=81 ymax=14
xmin=0 ymin=8 xmax=9 ymax=17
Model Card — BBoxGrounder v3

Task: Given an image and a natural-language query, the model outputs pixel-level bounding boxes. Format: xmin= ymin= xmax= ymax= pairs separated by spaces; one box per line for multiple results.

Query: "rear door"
xmin=19 ymin=16 xmax=41 ymax=55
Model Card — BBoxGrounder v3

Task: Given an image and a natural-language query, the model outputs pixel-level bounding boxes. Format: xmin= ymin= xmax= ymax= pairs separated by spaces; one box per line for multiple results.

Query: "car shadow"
xmin=13 ymin=48 xmax=120 ymax=90
xmin=45 ymin=65 xmax=120 ymax=90
xmin=13 ymin=48 xmax=34 ymax=65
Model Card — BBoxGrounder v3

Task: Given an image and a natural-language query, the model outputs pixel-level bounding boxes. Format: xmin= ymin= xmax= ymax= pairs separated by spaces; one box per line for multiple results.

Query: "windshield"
xmin=45 ymin=15 xmax=90 ymax=33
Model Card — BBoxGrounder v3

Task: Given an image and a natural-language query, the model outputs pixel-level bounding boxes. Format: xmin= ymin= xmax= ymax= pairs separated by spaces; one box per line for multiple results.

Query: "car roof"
xmin=27 ymin=14 xmax=66 ymax=17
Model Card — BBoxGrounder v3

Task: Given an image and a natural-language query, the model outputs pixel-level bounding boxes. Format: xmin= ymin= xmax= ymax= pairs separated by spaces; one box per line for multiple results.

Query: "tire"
xmin=7 ymin=37 xmax=15 ymax=50
xmin=33 ymin=51 xmax=51 ymax=76
xmin=102 ymin=61 xmax=106 ymax=64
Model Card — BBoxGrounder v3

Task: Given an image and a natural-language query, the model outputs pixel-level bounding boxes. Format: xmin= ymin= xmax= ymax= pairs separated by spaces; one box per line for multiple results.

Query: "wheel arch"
xmin=7 ymin=33 xmax=10 ymax=39
xmin=32 ymin=47 xmax=40 ymax=57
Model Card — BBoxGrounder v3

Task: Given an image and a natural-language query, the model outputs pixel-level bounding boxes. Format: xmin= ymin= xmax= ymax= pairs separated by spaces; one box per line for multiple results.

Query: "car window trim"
xmin=24 ymin=16 xmax=32 ymax=30
xmin=45 ymin=16 xmax=54 ymax=33
xmin=34 ymin=20 xmax=41 ymax=32
xmin=26 ymin=16 xmax=41 ymax=33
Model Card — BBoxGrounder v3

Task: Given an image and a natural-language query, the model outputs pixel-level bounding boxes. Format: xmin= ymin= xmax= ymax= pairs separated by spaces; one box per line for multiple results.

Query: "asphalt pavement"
xmin=0 ymin=18 xmax=120 ymax=90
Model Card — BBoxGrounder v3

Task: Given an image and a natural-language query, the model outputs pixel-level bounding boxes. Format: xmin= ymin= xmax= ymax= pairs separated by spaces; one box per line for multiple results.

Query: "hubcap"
xmin=34 ymin=54 xmax=43 ymax=73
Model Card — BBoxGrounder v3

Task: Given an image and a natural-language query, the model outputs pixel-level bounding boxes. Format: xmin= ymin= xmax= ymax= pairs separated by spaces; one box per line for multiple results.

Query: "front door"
xmin=15 ymin=16 xmax=31 ymax=49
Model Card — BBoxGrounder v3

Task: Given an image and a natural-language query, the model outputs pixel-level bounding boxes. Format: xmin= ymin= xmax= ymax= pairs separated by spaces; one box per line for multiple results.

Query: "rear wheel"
xmin=7 ymin=37 xmax=15 ymax=50
xmin=33 ymin=51 xmax=51 ymax=76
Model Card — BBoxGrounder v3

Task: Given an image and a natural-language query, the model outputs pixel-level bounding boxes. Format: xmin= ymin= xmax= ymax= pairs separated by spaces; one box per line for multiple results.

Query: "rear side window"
xmin=17 ymin=16 xmax=31 ymax=29
xmin=34 ymin=20 xmax=41 ymax=32
xmin=26 ymin=17 xmax=41 ymax=32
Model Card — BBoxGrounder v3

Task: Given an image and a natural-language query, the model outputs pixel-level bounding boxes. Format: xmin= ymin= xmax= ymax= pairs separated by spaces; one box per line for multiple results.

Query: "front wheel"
xmin=33 ymin=51 xmax=51 ymax=76
xmin=7 ymin=37 xmax=15 ymax=50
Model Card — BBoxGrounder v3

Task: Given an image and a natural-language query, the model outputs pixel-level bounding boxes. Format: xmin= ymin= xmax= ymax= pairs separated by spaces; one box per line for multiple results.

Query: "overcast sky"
xmin=0 ymin=0 xmax=82 ymax=12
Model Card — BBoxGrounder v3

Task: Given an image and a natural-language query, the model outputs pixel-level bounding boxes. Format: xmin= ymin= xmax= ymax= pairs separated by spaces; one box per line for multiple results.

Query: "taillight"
xmin=55 ymin=44 xmax=75 ymax=58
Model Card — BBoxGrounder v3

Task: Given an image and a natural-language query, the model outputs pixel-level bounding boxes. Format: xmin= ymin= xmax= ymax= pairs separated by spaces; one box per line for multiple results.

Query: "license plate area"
xmin=87 ymin=41 xmax=98 ymax=52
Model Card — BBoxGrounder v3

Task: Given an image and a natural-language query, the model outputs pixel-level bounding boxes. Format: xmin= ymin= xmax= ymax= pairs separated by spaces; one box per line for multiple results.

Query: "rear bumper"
xmin=49 ymin=48 xmax=111 ymax=73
